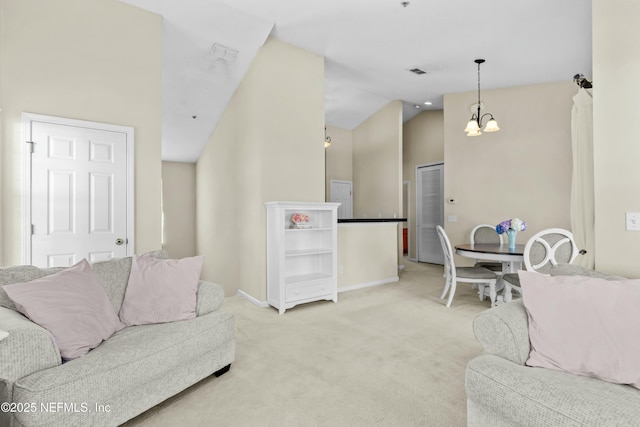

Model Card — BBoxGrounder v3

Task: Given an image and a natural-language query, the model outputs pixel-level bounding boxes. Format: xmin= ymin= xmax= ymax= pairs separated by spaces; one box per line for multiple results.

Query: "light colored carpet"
xmin=123 ymin=259 xmax=490 ymax=427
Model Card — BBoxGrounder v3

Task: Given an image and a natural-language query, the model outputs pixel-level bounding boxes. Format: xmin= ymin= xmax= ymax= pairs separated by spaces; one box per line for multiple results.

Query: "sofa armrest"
xmin=0 ymin=307 xmax=61 ymax=381
xmin=473 ymin=299 xmax=531 ymax=365
xmin=196 ymin=280 xmax=225 ymax=316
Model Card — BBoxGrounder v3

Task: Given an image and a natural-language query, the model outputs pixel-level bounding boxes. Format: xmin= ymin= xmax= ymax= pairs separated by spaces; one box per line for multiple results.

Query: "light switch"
xmin=626 ymin=212 xmax=640 ymax=231
xmin=448 ymin=215 xmax=457 ymax=222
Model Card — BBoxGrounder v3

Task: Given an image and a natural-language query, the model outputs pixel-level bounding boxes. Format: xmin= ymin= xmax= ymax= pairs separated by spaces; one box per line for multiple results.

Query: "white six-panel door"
xmin=24 ymin=114 xmax=133 ymax=267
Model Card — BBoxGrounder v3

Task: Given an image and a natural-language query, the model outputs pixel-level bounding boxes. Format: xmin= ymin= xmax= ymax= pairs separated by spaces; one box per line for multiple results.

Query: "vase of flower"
xmin=290 ymin=213 xmax=311 ymax=229
xmin=506 ymin=229 xmax=517 ymax=249
xmin=496 ymin=218 xmax=526 ymax=249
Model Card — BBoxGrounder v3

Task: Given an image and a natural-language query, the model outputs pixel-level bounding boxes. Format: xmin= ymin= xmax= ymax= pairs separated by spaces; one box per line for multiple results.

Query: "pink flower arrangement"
xmin=290 ymin=213 xmax=309 ymax=224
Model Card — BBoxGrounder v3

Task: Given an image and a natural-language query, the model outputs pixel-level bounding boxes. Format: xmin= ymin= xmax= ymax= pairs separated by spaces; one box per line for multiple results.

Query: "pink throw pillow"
xmin=519 ymin=270 xmax=640 ymax=388
xmin=118 ymin=254 xmax=203 ymax=326
xmin=2 ymin=259 xmax=124 ymax=360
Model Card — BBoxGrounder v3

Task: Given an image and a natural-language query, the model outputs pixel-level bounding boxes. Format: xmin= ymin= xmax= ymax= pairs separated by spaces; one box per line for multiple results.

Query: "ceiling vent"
xmin=204 ymin=43 xmax=239 ymax=75
xmin=409 ymin=68 xmax=426 ymax=75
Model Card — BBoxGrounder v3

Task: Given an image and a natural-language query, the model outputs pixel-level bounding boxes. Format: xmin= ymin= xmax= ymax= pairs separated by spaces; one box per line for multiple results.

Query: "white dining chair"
xmin=469 ymin=224 xmax=504 ymax=274
xmin=502 ymin=228 xmax=579 ymax=302
xmin=436 ymin=226 xmax=499 ymax=308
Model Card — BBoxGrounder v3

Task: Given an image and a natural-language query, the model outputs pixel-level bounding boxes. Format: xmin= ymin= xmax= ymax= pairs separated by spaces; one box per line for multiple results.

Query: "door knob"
xmin=115 ymin=238 xmax=125 ymax=246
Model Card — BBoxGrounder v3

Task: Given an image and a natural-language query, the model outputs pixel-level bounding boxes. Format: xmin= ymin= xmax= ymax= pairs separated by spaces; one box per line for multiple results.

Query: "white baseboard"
xmin=338 ymin=276 xmax=399 ymax=293
xmin=236 ymin=290 xmax=269 ymax=308
xmin=238 ymin=278 xmax=399 ymax=306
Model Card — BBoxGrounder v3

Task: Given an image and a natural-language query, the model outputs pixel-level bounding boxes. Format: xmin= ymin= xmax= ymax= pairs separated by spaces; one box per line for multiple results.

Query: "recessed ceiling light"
xmin=414 ymin=105 xmax=421 ymax=109
xmin=423 ymin=101 xmax=433 ymax=106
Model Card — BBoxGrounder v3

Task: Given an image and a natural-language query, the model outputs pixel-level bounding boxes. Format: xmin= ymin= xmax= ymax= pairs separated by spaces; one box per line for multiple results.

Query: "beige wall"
xmin=197 ymin=37 xmax=325 ymax=298
xmin=162 ymin=161 xmax=197 ymax=259
xmin=337 ymin=224 xmax=398 ymax=290
xmin=444 ymin=81 xmax=575 ymax=265
xmin=402 ymin=110 xmax=445 ymax=259
xmin=324 ymin=125 xmax=353 ymax=201
xmin=352 ymin=101 xmax=403 ymax=219
xmin=592 ymin=0 xmax=640 ymax=277
xmin=0 ymin=0 xmax=162 ymax=266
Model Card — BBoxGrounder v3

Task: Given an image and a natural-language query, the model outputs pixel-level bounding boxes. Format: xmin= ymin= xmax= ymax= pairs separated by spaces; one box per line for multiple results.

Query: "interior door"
xmin=330 ymin=180 xmax=353 ymax=219
xmin=417 ymin=163 xmax=444 ymax=264
xmin=26 ymin=115 xmax=133 ymax=267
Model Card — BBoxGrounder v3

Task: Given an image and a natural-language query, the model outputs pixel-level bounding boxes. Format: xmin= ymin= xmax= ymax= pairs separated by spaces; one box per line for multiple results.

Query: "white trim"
xmin=403 ymin=179 xmax=410 ymax=257
xmin=238 ymin=279 xmax=401 ymax=306
xmin=236 ymin=290 xmax=270 ymax=308
xmin=338 ymin=276 xmax=399 ymax=293
xmin=21 ymin=113 xmax=135 ymax=264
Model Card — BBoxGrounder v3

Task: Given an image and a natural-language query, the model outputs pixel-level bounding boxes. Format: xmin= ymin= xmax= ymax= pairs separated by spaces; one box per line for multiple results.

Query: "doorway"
xmin=416 ymin=163 xmax=444 ymax=264
xmin=330 ymin=180 xmax=353 ymax=219
xmin=23 ymin=113 xmax=134 ymax=267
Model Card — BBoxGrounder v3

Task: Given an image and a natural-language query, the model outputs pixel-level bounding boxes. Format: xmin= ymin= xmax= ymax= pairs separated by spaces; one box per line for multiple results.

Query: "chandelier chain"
xmin=477 ymin=62 xmax=481 ymax=108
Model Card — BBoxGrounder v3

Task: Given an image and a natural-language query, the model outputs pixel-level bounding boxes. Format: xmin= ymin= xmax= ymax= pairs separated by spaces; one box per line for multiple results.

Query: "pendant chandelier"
xmin=464 ymin=59 xmax=500 ymax=136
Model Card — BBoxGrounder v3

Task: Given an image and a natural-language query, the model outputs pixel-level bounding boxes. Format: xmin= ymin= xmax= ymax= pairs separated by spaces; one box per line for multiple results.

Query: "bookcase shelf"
xmin=265 ymin=201 xmax=340 ymax=314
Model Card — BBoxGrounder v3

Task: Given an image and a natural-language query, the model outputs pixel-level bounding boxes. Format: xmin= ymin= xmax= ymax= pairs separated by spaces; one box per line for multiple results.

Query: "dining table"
xmin=454 ymin=243 xmax=525 ymax=303
xmin=454 ymin=243 xmax=525 ymax=274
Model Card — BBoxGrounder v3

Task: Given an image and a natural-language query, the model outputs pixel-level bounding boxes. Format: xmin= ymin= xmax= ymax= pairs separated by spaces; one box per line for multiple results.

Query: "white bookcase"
xmin=265 ymin=201 xmax=340 ymax=314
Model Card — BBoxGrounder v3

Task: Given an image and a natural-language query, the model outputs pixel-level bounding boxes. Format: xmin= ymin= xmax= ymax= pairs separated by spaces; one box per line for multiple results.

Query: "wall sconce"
xmin=464 ymin=59 xmax=500 ymax=137
xmin=324 ymin=127 xmax=331 ymax=148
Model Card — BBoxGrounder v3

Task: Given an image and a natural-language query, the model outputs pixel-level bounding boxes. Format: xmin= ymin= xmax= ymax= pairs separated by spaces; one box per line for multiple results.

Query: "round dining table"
xmin=454 ymin=243 xmax=525 ymax=274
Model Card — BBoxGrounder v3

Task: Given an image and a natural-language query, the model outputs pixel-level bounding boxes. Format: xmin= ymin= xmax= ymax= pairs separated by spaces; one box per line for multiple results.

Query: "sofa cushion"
xmin=11 ymin=311 xmax=234 ymax=427
xmin=87 ymin=250 xmax=169 ymax=313
xmin=2 ymin=260 xmax=125 ymax=360
xmin=119 ymin=255 xmax=203 ymax=326
xmin=519 ymin=270 xmax=640 ymax=388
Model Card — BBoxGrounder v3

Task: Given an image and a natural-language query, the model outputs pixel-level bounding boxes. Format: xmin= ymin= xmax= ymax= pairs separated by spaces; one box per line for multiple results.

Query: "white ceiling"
xmin=121 ymin=0 xmax=592 ymax=162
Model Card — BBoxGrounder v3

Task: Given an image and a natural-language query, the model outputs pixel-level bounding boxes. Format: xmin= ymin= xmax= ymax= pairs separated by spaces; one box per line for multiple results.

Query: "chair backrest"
xmin=436 ymin=225 xmax=455 ymax=277
xmin=523 ymin=228 xmax=579 ymax=273
xmin=470 ymin=224 xmax=503 ymax=245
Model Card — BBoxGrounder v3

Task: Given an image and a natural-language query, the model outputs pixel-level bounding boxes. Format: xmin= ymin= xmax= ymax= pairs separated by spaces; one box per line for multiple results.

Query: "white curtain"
xmin=570 ymin=88 xmax=595 ymax=268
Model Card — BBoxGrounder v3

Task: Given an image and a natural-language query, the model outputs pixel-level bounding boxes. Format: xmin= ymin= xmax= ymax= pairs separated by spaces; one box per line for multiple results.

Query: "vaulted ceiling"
xmin=121 ymin=0 xmax=592 ymax=162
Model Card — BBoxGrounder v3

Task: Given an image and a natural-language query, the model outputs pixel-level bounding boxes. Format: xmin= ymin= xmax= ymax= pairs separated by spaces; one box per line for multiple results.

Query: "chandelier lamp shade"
xmin=464 ymin=59 xmax=500 ymax=137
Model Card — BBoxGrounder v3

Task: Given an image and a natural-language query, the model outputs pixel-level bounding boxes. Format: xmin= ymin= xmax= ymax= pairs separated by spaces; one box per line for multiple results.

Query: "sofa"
xmin=465 ymin=264 xmax=640 ymax=426
xmin=0 ymin=254 xmax=235 ymax=427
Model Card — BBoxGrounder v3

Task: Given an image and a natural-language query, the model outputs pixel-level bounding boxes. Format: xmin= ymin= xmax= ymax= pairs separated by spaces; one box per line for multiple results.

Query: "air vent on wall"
xmin=409 ymin=68 xmax=426 ymax=75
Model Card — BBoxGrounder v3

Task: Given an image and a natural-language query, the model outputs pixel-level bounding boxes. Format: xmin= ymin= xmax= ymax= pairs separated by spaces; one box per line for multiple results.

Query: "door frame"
xmin=403 ymin=180 xmax=411 ymax=259
xmin=415 ymin=162 xmax=444 ymax=264
xmin=22 ymin=113 xmax=135 ymax=264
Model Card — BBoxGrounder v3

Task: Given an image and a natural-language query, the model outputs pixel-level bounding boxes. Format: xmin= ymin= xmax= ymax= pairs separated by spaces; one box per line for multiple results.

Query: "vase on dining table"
xmin=506 ymin=229 xmax=517 ymax=249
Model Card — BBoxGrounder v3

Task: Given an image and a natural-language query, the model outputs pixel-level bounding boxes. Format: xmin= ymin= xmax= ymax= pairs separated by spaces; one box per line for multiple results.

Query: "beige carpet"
xmin=123 ymin=259 xmax=489 ymax=427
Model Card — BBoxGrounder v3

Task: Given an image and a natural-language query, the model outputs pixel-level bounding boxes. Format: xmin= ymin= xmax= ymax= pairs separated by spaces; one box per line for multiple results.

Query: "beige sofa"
xmin=465 ymin=264 xmax=640 ymax=426
xmin=0 ymin=255 xmax=235 ymax=427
